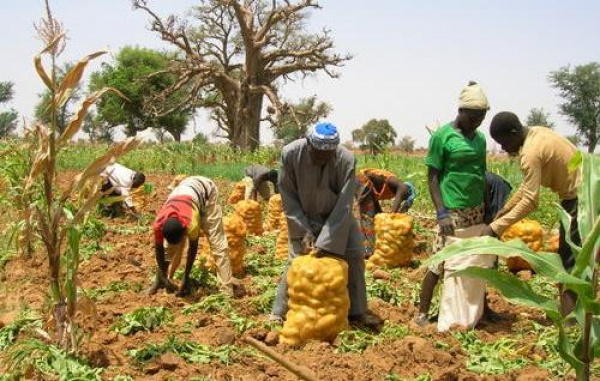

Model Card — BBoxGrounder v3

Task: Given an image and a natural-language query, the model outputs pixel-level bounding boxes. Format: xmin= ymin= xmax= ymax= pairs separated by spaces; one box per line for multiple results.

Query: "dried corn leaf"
xmin=55 ymin=51 xmax=107 ymax=107
xmin=34 ymin=33 xmax=65 ymax=90
xmin=59 ymin=87 xmax=127 ymax=146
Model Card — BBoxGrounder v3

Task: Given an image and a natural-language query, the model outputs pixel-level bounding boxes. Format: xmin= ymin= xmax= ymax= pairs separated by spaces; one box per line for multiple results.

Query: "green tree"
xmin=89 ymin=46 xmax=192 ymax=142
xmin=352 ymin=119 xmax=397 ymax=154
xmin=526 ymin=107 xmax=555 ymax=128
xmin=192 ymin=132 xmax=209 ymax=145
xmin=549 ymin=62 xmax=600 ymax=152
xmin=270 ymin=96 xmax=332 ymax=145
xmin=397 ymin=135 xmax=415 ymax=153
xmin=567 ymin=134 xmax=580 ymax=147
xmin=34 ymin=63 xmax=80 ymax=133
xmin=81 ymin=111 xmax=114 ymax=143
xmin=0 ymin=81 xmax=18 ymax=138
xmin=134 ymin=0 xmax=350 ymax=151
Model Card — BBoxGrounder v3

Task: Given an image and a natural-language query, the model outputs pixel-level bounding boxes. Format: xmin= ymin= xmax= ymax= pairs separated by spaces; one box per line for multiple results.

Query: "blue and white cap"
xmin=306 ymin=122 xmax=340 ymax=151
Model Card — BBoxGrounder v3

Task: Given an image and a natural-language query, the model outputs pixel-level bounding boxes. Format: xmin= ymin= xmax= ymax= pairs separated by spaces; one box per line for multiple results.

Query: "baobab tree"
xmin=133 ymin=0 xmax=350 ymax=150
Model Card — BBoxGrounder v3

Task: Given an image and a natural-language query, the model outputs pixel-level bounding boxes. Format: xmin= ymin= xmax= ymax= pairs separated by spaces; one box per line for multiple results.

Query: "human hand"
xmin=301 ymin=231 xmax=315 ymax=254
xmin=437 ymin=216 xmax=455 ymax=236
xmin=480 ymin=225 xmax=498 ymax=237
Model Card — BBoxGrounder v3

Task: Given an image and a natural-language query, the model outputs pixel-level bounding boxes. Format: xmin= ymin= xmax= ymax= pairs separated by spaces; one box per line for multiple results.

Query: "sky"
xmin=1 ymin=0 xmax=599 ymax=149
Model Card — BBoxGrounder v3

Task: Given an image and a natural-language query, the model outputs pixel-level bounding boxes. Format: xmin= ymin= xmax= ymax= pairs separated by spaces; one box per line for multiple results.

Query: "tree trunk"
xmin=170 ymin=129 xmax=182 ymax=142
xmin=231 ymin=93 xmax=263 ymax=151
xmin=588 ymin=133 xmax=597 ymax=153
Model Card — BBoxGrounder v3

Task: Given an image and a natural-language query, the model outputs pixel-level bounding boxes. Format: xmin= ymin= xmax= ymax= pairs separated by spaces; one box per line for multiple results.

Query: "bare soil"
xmin=0 ymin=172 xmax=576 ymax=380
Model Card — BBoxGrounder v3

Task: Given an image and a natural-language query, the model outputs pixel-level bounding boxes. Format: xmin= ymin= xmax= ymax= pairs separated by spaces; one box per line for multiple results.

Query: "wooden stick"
xmin=244 ymin=337 xmax=320 ymax=381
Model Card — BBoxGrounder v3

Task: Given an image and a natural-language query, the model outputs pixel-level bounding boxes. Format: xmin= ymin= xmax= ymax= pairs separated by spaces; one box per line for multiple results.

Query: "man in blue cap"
xmin=270 ymin=122 xmax=374 ymax=327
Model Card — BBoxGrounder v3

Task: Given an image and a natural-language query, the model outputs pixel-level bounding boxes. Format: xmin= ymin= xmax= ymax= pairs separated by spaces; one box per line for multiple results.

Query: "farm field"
xmin=0 ymin=145 xmax=593 ymax=380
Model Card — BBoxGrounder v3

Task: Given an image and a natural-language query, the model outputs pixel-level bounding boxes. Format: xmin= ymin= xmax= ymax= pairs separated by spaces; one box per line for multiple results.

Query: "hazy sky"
xmin=1 ymin=0 xmax=599 ymax=148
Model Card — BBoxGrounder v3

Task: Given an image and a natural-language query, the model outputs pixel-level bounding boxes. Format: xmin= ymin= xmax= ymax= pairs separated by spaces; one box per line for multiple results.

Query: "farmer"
xmin=415 ymin=81 xmax=492 ymax=326
xmin=483 ymin=111 xmax=580 ymax=316
xmin=270 ymin=122 xmax=374 ymax=327
xmin=242 ymin=165 xmax=279 ymax=201
xmin=355 ymin=169 xmax=417 ymax=257
xmin=100 ymin=162 xmax=146 ymax=217
xmin=150 ymin=176 xmax=237 ymax=297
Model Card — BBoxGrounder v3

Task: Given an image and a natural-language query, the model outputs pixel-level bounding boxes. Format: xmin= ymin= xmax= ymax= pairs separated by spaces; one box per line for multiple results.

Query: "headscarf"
xmin=458 ymin=81 xmax=490 ymax=110
xmin=306 ymin=122 xmax=340 ymax=151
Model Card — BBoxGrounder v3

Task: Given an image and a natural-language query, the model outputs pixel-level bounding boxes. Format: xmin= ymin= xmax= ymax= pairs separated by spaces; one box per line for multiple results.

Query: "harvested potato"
xmin=227 ymin=181 xmax=246 ymax=205
xmin=501 ymin=219 xmax=544 ymax=272
xmin=264 ymin=194 xmax=283 ymax=231
xmin=234 ymin=199 xmax=263 ymax=236
xmin=280 ymin=251 xmax=350 ymax=346
xmin=367 ymin=213 xmax=414 ymax=269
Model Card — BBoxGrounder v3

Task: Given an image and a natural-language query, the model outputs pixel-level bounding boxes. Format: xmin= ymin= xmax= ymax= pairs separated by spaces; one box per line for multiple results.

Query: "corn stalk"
xmin=425 ymin=152 xmax=600 ymax=380
xmin=26 ymin=3 xmax=139 ymax=352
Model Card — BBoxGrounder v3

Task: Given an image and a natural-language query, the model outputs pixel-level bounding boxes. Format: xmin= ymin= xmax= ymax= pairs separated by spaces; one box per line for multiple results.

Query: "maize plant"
xmin=0 ymin=140 xmax=38 ymax=257
xmin=425 ymin=152 xmax=600 ymax=381
xmin=23 ymin=3 xmax=139 ymax=351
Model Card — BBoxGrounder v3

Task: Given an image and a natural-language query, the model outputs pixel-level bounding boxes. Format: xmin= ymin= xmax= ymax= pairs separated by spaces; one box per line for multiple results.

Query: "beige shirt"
xmin=491 ymin=127 xmax=579 ymax=235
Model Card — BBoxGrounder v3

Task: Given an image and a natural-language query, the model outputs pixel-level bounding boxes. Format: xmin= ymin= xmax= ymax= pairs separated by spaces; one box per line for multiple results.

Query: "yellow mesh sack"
xmin=367 ymin=213 xmax=414 ymax=269
xmin=264 ymin=194 xmax=283 ymax=231
xmin=201 ymin=214 xmax=247 ymax=276
xmin=280 ymin=251 xmax=350 ymax=346
xmin=501 ymin=219 xmax=544 ymax=272
xmin=234 ymin=200 xmax=262 ymax=236
xmin=227 ymin=181 xmax=246 ymax=205
xmin=275 ymin=212 xmax=289 ymax=260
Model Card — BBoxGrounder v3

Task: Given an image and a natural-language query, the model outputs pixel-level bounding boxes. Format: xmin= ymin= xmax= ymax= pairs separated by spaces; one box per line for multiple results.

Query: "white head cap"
xmin=459 ymin=81 xmax=490 ymax=110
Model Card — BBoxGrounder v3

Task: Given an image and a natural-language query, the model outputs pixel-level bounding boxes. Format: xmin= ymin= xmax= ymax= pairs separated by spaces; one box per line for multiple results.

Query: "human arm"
xmin=178 ymin=239 xmax=199 ymax=296
xmin=428 ymin=167 xmax=454 ymax=236
xmin=488 ymin=156 xmax=541 ymax=236
xmin=389 ymin=177 xmax=408 ymax=213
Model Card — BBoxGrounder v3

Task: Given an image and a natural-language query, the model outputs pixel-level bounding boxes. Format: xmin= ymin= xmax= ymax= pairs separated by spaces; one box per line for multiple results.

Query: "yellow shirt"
xmin=491 ymin=127 xmax=579 ymax=235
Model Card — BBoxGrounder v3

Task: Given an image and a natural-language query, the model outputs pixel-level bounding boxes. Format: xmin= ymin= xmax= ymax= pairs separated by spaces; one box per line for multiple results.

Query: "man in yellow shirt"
xmin=483 ymin=111 xmax=580 ymax=315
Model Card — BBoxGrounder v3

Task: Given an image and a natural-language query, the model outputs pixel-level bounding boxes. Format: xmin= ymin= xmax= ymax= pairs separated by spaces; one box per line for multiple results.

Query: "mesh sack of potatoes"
xmin=501 ymin=219 xmax=543 ymax=272
xmin=546 ymin=233 xmax=559 ymax=253
xmin=201 ymin=214 xmax=247 ymax=276
xmin=234 ymin=199 xmax=263 ymax=236
xmin=275 ymin=212 xmax=289 ymax=260
xmin=227 ymin=181 xmax=246 ymax=205
xmin=280 ymin=251 xmax=350 ymax=346
xmin=367 ymin=213 xmax=414 ymax=269
xmin=264 ymin=194 xmax=283 ymax=232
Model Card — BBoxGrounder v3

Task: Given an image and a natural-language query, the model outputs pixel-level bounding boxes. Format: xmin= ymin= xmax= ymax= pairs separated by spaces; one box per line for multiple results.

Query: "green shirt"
xmin=425 ymin=123 xmax=486 ymax=209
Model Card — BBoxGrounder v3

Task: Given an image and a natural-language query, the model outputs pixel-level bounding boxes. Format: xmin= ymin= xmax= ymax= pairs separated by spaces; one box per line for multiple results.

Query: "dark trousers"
xmin=559 ymin=198 xmax=581 ymax=271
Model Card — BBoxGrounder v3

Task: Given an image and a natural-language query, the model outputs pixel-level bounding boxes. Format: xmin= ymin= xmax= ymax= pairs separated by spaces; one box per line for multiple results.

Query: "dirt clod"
xmin=372 ymin=269 xmax=391 ymax=280
xmin=264 ymin=331 xmax=279 ymax=346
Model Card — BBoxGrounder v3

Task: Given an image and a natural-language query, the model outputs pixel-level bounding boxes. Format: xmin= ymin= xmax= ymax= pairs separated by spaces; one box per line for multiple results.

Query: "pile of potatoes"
xmin=501 ymin=219 xmax=544 ymax=272
xmin=280 ymin=251 xmax=350 ymax=346
xmin=202 ymin=214 xmax=247 ymax=276
xmin=234 ymin=200 xmax=263 ymax=236
xmin=264 ymin=194 xmax=283 ymax=232
xmin=367 ymin=213 xmax=414 ymax=269
xmin=275 ymin=212 xmax=289 ymax=260
xmin=227 ymin=181 xmax=246 ymax=205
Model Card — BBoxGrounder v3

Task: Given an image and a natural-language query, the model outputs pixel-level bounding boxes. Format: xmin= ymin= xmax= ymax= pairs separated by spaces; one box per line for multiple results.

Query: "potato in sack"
xmin=280 ymin=251 xmax=350 ymax=346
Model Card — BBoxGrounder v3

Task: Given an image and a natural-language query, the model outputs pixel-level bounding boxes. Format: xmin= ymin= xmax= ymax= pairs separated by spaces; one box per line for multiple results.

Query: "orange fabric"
xmin=357 ymin=169 xmax=397 ymax=200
